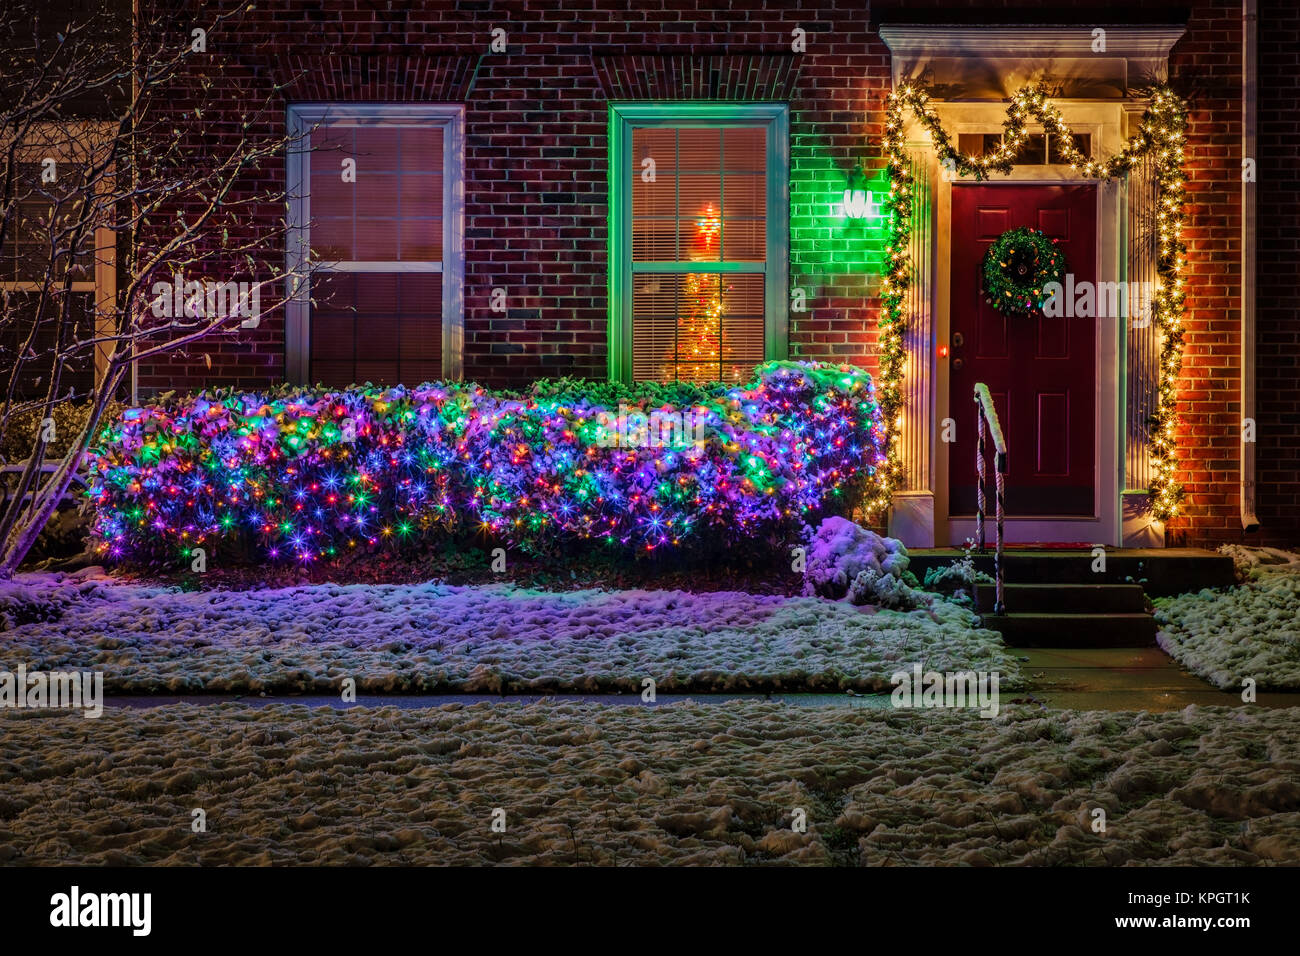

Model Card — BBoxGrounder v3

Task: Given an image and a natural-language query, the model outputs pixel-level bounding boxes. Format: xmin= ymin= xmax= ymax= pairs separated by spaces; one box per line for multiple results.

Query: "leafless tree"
xmin=0 ymin=0 xmax=306 ymax=575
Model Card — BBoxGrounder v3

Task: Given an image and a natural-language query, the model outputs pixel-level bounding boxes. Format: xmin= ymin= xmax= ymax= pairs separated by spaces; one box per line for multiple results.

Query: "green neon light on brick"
xmin=790 ymin=150 xmax=889 ymax=276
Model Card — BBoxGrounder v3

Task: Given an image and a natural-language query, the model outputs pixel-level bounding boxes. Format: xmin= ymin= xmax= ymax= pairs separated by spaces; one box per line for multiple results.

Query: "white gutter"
xmin=1241 ymin=0 xmax=1260 ymax=532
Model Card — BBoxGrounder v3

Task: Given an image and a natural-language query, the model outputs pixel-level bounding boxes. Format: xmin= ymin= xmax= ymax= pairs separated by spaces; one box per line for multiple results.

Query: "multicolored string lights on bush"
xmin=879 ymin=83 xmax=1188 ymax=519
xmin=86 ymin=361 xmax=882 ymax=564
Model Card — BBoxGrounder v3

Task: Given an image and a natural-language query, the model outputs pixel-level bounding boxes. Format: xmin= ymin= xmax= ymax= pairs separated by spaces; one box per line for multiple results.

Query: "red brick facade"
xmin=1257 ymin=0 xmax=1300 ymax=545
xmin=135 ymin=0 xmax=1296 ymax=547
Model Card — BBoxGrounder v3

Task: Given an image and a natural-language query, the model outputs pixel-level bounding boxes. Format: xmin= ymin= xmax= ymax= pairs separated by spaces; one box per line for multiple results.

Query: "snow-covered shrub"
xmin=845 ymin=567 xmax=919 ymax=610
xmin=86 ymin=362 xmax=881 ymax=564
xmin=921 ymin=547 xmax=994 ymax=606
xmin=802 ymin=516 xmax=920 ymax=609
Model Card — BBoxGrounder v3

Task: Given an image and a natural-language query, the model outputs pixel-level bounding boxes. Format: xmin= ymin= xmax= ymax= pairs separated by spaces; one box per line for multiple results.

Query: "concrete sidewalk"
xmin=97 ymin=649 xmax=1298 ymax=713
xmin=1018 ymin=647 xmax=1297 ymax=710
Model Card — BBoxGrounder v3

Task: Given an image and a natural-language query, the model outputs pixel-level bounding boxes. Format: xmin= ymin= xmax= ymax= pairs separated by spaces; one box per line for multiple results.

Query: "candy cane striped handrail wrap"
xmin=974 ymin=384 xmax=1007 ymax=615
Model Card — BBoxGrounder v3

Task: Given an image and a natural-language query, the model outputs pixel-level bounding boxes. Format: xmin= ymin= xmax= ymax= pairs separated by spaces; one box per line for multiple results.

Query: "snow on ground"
xmin=1219 ymin=545 xmax=1300 ymax=578
xmin=0 ymin=569 xmax=1018 ymax=694
xmin=1156 ymin=548 xmax=1300 ymax=691
xmin=1 ymin=700 xmax=1296 ymax=865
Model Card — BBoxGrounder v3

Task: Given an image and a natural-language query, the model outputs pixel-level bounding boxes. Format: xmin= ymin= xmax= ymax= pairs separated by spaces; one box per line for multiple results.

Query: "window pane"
xmin=957 ymin=133 xmax=987 ymax=158
xmin=309 ymin=121 xmax=444 ymax=263
xmin=354 ymin=218 xmax=398 ymax=260
xmin=0 ymin=291 xmax=97 ymax=399
xmin=722 ymin=171 xmax=765 ymax=260
xmin=356 ymin=172 xmax=400 ymax=219
xmin=724 ymin=127 xmax=766 ymax=171
xmin=399 ymin=217 xmax=441 ymax=261
xmin=309 ymin=272 xmax=442 ymax=387
xmin=1049 ymin=133 xmax=1091 ymax=165
xmin=632 ymin=272 xmax=765 ymax=384
xmin=309 ymin=215 xmax=353 ymax=262
xmin=680 ymin=202 xmax=721 ymax=263
xmin=718 ymin=274 xmax=765 ymax=383
xmin=632 ymin=218 xmax=677 ymax=261
xmin=722 ymin=218 xmax=765 ymax=261
xmin=354 ymin=126 xmax=400 ymax=171
xmin=678 ymin=128 xmax=721 ymax=171
xmin=1013 ymin=133 xmax=1047 ymax=164
xmin=632 ymin=128 xmax=676 ymax=173
xmin=631 ymin=126 xmax=766 ymax=264
xmin=632 ymin=127 xmax=677 ymax=260
xmin=3 ymin=162 xmax=100 ymax=282
xmin=631 ymin=274 xmax=679 ymax=383
xmin=678 ymin=174 xmax=721 ymax=225
xmin=397 ymin=273 xmax=444 ymax=386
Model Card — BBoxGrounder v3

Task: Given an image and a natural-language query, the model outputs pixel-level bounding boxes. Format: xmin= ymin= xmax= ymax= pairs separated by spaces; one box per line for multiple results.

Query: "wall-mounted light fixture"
xmin=843 ymin=162 xmax=870 ymax=219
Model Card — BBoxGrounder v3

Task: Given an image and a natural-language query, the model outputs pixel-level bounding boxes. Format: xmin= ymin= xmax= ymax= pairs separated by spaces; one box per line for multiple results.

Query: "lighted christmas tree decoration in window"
xmin=626 ymin=120 xmax=772 ymax=385
xmin=669 ymin=204 xmax=729 ymax=382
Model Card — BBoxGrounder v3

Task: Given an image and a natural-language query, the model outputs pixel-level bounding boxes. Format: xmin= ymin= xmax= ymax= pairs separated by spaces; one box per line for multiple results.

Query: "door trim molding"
xmin=890 ymin=100 xmax=1126 ymax=547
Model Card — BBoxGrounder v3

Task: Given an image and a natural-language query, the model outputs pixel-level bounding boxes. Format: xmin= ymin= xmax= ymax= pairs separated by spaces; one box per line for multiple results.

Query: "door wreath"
xmin=981 ymin=227 xmax=1067 ymax=317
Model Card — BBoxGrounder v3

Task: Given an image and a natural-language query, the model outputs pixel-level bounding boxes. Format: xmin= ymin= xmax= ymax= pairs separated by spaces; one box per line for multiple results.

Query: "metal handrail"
xmin=974 ymin=383 xmax=1007 ymax=615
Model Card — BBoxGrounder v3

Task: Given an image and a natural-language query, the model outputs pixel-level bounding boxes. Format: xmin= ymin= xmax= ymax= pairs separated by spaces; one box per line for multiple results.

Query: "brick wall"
xmin=135 ymin=0 xmax=895 ymax=391
xmin=1257 ymin=0 xmax=1300 ymax=546
xmin=1168 ymin=0 xmax=1245 ymax=547
xmin=135 ymin=0 xmax=1295 ymax=546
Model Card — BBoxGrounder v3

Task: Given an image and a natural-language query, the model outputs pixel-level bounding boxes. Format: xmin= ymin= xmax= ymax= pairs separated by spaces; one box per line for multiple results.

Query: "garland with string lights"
xmin=878 ymin=83 xmax=1188 ymax=519
xmin=85 ymin=361 xmax=881 ymax=564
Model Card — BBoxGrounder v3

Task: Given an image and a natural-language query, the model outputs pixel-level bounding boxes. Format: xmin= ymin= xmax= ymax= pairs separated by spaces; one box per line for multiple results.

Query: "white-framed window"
xmin=286 ymin=104 xmax=464 ymax=386
xmin=0 ymin=122 xmax=117 ymax=397
xmin=607 ymin=103 xmax=789 ymax=384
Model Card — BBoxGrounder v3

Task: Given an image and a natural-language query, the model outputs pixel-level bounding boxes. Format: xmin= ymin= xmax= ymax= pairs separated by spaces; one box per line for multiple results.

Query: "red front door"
xmin=949 ymin=184 xmax=1097 ymax=518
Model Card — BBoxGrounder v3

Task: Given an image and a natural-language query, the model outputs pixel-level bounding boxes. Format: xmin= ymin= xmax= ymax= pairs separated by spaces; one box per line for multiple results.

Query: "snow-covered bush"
xmin=86 ymin=362 xmax=881 ymax=564
xmin=845 ymin=567 xmax=919 ymax=610
xmin=921 ymin=546 xmax=994 ymax=606
xmin=802 ymin=516 xmax=920 ymax=609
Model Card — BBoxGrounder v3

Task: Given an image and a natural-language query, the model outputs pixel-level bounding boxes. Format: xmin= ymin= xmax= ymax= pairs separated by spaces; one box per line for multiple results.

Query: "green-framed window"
xmin=607 ymin=103 xmax=789 ymax=383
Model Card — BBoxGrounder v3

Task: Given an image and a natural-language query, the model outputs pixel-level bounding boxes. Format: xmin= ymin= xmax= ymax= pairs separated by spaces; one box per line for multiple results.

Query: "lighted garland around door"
xmin=876 ymin=84 xmax=1188 ymax=521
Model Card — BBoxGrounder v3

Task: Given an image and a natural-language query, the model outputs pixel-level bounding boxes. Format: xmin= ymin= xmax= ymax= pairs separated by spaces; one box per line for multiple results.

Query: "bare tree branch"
xmin=0 ymin=0 xmax=310 ymax=575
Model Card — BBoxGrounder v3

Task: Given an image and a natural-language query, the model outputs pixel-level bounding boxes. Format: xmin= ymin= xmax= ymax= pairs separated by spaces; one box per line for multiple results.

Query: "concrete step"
xmin=979 ymin=612 xmax=1158 ymax=648
xmin=975 ymin=582 xmax=1148 ymax=614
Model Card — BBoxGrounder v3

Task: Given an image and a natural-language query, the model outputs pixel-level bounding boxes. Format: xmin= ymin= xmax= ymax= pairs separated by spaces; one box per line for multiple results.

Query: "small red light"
xmin=939 ymin=345 xmax=949 ymax=358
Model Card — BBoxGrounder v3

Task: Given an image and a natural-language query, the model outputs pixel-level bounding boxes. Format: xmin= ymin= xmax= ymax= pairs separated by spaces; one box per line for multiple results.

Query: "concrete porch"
xmin=908 ymin=547 xmax=1236 ymax=648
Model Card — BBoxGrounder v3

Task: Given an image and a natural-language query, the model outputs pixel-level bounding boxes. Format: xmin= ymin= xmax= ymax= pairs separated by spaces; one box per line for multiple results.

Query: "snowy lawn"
xmin=0 ymin=569 xmax=1019 ymax=694
xmin=1156 ymin=548 xmax=1300 ymax=691
xmin=1 ymin=700 xmax=1296 ymax=865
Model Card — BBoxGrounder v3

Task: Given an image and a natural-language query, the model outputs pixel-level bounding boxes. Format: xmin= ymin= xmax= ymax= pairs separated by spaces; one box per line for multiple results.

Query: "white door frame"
xmin=922 ymin=102 xmax=1126 ymax=547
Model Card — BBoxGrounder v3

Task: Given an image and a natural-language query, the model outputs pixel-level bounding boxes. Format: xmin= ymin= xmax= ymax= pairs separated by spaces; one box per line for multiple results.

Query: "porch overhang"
xmin=878 ymin=25 xmax=1187 ymax=98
